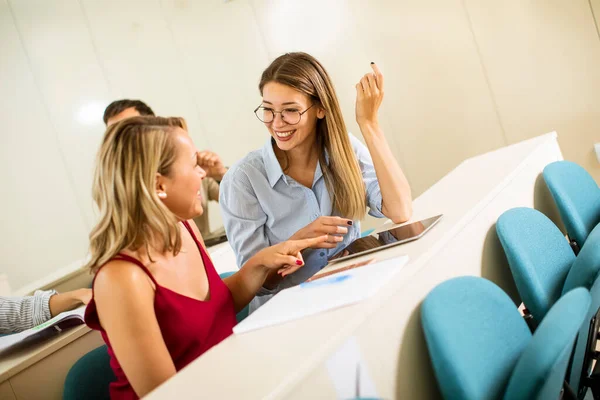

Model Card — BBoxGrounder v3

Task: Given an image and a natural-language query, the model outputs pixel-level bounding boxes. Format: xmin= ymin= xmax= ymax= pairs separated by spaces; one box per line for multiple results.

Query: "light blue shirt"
xmin=220 ymin=134 xmax=385 ymax=311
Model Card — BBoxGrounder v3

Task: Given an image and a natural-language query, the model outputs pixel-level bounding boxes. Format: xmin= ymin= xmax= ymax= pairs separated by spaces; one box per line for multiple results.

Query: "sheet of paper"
xmin=326 ymin=336 xmax=379 ymax=399
xmin=233 ymin=255 xmax=409 ymax=334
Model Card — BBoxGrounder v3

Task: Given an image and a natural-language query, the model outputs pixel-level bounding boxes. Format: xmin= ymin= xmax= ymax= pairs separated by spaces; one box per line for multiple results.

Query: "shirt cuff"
xmin=33 ymin=289 xmax=57 ymax=326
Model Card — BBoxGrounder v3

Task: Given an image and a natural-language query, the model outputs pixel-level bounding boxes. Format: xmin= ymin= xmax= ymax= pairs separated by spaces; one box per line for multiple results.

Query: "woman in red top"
xmin=84 ymin=116 xmax=326 ymax=399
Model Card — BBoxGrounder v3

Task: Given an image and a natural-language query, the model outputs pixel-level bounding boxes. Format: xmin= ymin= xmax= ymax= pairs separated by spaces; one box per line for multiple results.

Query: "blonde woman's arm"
xmin=221 ymin=235 xmax=328 ymax=312
xmin=94 ymin=261 xmax=176 ymax=398
xmin=355 ymin=63 xmax=412 ymax=224
xmin=187 ymin=216 xmax=327 ymax=311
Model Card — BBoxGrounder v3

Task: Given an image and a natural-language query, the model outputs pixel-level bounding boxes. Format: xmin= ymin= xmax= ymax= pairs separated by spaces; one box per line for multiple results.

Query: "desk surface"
xmin=146 ymin=133 xmax=560 ymax=399
xmin=0 ymin=325 xmax=89 ymax=382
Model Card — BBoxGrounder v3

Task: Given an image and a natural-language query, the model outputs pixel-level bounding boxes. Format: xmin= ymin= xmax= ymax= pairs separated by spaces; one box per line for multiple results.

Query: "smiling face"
xmin=156 ymin=128 xmax=207 ymax=220
xmin=260 ymin=82 xmax=325 ymax=152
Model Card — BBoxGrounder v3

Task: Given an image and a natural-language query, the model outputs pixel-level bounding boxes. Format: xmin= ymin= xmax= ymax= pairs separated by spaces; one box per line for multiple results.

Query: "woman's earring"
xmin=157 ymin=192 xmax=167 ymax=199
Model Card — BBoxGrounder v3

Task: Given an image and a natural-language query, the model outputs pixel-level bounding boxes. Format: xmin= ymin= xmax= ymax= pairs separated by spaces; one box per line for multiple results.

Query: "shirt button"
xmin=320 ymin=252 xmax=325 ymax=257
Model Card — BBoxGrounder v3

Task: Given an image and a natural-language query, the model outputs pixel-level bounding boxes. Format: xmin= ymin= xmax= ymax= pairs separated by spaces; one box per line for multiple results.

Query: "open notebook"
xmin=0 ymin=306 xmax=86 ymax=354
xmin=233 ymin=255 xmax=409 ymax=334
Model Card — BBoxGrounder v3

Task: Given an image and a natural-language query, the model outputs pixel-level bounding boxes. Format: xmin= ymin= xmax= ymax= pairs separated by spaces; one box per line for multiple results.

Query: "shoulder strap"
xmin=111 ymin=253 xmax=159 ymax=286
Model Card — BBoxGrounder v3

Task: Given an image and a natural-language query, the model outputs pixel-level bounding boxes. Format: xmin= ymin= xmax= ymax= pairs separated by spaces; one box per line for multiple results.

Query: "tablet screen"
xmin=330 ymin=214 xmax=443 ymax=263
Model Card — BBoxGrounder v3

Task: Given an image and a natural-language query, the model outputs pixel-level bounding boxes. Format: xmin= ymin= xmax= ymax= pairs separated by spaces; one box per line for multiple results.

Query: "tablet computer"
xmin=328 ymin=214 xmax=443 ymax=264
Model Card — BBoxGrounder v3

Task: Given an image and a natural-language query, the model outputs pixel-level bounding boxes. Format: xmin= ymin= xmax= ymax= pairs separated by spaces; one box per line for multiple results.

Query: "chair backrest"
xmin=219 ymin=271 xmax=249 ymax=323
xmin=503 ymin=287 xmax=591 ymax=400
xmin=496 ymin=207 xmax=575 ymax=320
xmin=421 ymin=276 xmax=531 ymax=400
xmin=543 ymin=161 xmax=600 ymax=247
xmin=561 ymin=223 xmax=600 ymax=393
xmin=63 ymin=345 xmax=115 ymax=400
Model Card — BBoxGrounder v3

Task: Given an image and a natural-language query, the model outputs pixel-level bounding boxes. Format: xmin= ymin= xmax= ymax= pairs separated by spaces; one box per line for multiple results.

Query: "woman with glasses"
xmin=220 ymin=52 xmax=412 ymax=311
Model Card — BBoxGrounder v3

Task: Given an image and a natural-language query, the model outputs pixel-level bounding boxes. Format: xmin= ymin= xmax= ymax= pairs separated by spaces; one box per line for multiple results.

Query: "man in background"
xmin=103 ymin=99 xmax=227 ymax=242
xmin=103 ymin=99 xmax=155 ymax=127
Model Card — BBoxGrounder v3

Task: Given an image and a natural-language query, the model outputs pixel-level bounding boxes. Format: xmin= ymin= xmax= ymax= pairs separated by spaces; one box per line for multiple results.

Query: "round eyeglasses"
xmin=254 ymin=104 xmax=315 ymax=125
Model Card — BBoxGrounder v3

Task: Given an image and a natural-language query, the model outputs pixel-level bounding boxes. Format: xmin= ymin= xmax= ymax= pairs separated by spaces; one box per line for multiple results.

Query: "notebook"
xmin=0 ymin=306 xmax=86 ymax=354
xmin=233 ymin=255 xmax=409 ymax=334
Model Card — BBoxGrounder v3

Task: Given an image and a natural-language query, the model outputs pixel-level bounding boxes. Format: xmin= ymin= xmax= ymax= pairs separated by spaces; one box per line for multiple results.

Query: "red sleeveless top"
xmin=85 ymin=221 xmax=236 ymax=400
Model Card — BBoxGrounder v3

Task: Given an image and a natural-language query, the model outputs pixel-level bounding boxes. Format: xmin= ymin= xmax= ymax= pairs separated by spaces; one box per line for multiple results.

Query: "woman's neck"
xmin=124 ymin=224 xmax=183 ymax=264
xmin=274 ymin=134 xmax=319 ymax=171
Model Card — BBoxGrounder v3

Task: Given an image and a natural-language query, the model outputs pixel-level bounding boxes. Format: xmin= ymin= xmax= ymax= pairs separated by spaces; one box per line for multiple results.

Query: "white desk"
xmin=0 ymin=326 xmax=104 ymax=400
xmin=146 ymin=132 xmax=564 ymax=399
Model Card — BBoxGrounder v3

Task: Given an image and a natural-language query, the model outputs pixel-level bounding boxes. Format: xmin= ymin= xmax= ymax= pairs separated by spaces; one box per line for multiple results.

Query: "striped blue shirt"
xmin=0 ymin=290 xmax=56 ymax=334
xmin=220 ymin=134 xmax=385 ymax=311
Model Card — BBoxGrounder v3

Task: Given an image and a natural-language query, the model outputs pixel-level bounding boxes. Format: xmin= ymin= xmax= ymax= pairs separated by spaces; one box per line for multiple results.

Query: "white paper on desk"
xmin=326 ymin=336 xmax=379 ymax=400
xmin=0 ymin=306 xmax=85 ymax=353
xmin=233 ymin=255 xmax=409 ymax=334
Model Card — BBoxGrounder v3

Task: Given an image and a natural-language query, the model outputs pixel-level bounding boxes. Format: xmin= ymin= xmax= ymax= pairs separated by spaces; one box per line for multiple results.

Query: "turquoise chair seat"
xmin=422 ymin=276 xmax=590 ymax=400
xmin=543 ymin=161 xmax=600 ymax=249
xmin=496 ymin=207 xmax=575 ymax=321
xmin=63 ymin=345 xmax=115 ymax=400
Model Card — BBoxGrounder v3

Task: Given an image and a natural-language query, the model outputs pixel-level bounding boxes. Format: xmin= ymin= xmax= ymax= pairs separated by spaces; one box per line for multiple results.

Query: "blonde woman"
xmin=84 ymin=116 xmax=326 ymax=399
xmin=220 ymin=52 xmax=412 ymax=311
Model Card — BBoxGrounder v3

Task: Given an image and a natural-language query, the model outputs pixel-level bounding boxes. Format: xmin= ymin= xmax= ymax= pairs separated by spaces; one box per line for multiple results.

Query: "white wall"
xmin=1 ymin=0 xmax=599 ymax=291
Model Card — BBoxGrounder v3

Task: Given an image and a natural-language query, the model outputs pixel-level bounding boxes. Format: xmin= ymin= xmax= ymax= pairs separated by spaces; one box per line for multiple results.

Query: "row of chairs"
xmin=422 ymin=160 xmax=600 ymax=399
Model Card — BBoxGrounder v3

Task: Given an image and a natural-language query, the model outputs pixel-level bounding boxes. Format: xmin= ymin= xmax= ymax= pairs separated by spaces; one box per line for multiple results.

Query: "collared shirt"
xmin=0 ymin=290 xmax=56 ymax=334
xmin=220 ymin=134 xmax=385 ymax=311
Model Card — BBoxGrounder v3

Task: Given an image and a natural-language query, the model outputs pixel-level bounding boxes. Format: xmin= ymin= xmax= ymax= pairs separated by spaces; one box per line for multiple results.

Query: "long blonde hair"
xmin=86 ymin=116 xmax=188 ymax=273
xmin=259 ymin=52 xmax=366 ymax=219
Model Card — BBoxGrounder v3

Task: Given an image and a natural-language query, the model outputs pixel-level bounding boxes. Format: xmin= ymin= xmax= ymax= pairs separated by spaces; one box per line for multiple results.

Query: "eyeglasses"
xmin=253 ymin=104 xmax=315 ymax=125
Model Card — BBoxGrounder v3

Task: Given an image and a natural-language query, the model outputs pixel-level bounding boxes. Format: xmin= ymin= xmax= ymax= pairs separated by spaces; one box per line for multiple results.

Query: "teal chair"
xmin=219 ymin=271 xmax=249 ymax=323
xmin=543 ymin=161 xmax=600 ymax=252
xmin=421 ymin=276 xmax=590 ymax=400
xmin=561 ymin=223 xmax=600 ymax=398
xmin=496 ymin=207 xmax=575 ymax=322
xmin=63 ymin=345 xmax=114 ymax=400
xmin=497 ymin=207 xmax=600 ymax=397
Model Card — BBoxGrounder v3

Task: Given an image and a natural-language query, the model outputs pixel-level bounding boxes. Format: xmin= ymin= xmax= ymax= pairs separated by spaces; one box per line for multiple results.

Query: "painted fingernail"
xmin=370 ymin=61 xmax=374 ymax=64
xmin=296 ymin=260 xmax=303 ymax=266
xmin=347 ymin=221 xmax=353 ymax=225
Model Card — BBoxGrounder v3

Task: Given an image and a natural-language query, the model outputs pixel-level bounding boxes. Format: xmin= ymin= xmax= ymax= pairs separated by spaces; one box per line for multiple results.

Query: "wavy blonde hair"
xmin=259 ymin=52 xmax=366 ymax=219
xmin=86 ymin=116 xmax=188 ymax=273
